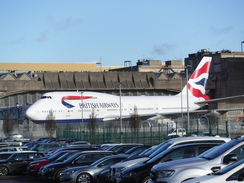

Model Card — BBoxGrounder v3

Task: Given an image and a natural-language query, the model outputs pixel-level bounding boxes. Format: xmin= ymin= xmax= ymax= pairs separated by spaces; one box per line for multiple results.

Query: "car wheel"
xmin=141 ymin=176 xmax=150 ymax=183
xmin=76 ymin=173 xmax=92 ymax=183
xmin=0 ymin=166 xmax=9 ymax=176
xmin=55 ymin=169 xmax=64 ymax=182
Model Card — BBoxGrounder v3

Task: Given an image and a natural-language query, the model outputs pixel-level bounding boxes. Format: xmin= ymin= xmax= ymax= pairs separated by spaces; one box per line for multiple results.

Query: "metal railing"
xmin=56 ymin=118 xmax=244 ymax=145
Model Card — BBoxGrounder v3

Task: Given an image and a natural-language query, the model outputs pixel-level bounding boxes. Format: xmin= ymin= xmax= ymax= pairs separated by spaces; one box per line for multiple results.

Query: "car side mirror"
xmin=223 ymin=154 xmax=238 ymax=164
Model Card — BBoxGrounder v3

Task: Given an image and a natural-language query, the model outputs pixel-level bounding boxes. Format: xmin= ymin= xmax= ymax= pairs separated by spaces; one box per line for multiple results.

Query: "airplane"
xmin=25 ymin=56 xmax=243 ymax=124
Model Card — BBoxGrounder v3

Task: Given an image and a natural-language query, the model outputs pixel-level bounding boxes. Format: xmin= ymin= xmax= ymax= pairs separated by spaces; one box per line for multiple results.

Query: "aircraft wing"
xmin=158 ymin=107 xmax=244 ymax=118
xmin=195 ymin=94 xmax=244 ymax=104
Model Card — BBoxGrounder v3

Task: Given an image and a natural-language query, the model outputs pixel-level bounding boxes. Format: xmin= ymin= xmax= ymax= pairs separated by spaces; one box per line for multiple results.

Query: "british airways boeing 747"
xmin=26 ymin=57 xmax=227 ymax=124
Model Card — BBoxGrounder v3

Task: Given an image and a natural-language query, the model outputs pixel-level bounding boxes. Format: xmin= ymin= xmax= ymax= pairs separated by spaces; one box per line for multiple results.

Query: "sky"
xmin=0 ymin=0 xmax=243 ymax=66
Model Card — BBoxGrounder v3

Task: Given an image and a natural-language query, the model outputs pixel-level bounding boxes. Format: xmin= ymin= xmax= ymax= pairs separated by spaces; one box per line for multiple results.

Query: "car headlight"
xmin=65 ymin=170 xmax=76 ymax=175
xmin=47 ymin=167 xmax=55 ymax=172
xmin=30 ymin=163 xmax=39 ymax=167
xmin=157 ymin=170 xmax=175 ymax=177
xmin=121 ymin=171 xmax=136 ymax=178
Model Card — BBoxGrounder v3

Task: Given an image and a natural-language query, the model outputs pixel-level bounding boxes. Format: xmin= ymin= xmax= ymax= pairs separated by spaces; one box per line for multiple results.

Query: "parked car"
xmin=105 ymin=144 xmax=142 ymax=152
xmin=59 ymin=154 xmax=128 ymax=183
xmin=183 ymin=158 xmax=244 ymax=183
xmin=109 ymin=136 xmax=230 ymax=182
xmin=166 ymin=128 xmax=186 ymax=138
xmin=149 ymin=137 xmax=244 ymax=183
xmin=116 ymin=143 xmax=220 ymax=183
xmin=0 ymin=152 xmax=44 ymax=176
xmin=0 ymin=152 xmax=16 ymax=160
xmin=113 ymin=145 xmax=142 ymax=154
xmin=67 ymin=141 xmax=91 ymax=147
xmin=30 ymin=143 xmax=65 ymax=153
xmin=38 ymin=150 xmax=116 ymax=182
xmin=27 ymin=150 xmax=80 ymax=175
xmin=0 ymin=141 xmax=23 ymax=147
xmin=1 ymin=134 xmax=30 ymax=142
xmin=0 ymin=146 xmax=29 ymax=152
xmin=120 ymin=145 xmax=152 ymax=157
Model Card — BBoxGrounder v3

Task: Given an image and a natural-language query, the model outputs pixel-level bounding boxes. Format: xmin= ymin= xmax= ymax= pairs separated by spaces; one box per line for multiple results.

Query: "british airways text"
xmin=79 ymin=102 xmax=119 ymax=109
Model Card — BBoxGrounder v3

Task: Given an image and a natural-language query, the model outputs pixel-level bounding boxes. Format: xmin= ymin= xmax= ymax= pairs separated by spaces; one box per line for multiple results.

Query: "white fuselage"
xmin=25 ymin=91 xmax=204 ymax=123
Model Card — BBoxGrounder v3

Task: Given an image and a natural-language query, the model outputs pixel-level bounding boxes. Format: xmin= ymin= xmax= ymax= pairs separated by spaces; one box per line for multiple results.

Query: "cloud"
xmin=11 ymin=37 xmax=26 ymax=45
xmin=35 ymin=30 xmax=49 ymax=43
xmin=152 ymin=44 xmax=175 ymax=56
xmin=54 ymin=18 xmax=81 ymax=30
xmin=209 ymin=26 xmax=233 ymax=36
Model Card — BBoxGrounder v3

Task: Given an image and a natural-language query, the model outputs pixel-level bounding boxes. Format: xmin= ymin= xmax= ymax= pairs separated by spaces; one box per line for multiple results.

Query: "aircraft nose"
xmin=25 ymin=106 xmax=35 ymax=120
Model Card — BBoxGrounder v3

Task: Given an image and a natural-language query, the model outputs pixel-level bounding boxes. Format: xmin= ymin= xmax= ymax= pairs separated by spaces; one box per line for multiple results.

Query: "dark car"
xmin=30 ymin=143 xmax=65 ymax=153
xmin=0 ymin=152 xmax=16 ymax=160
xmin=113 ymin=145 xmax=142 ymax=154
xmin=116 ymin=143 xmax=220 ymax=183
xmin=60 ymin=154 xmax=128 ymax=183
xmin=27 ymin=150 xmax=80 ymax=175
xmin=38 ymin=150 xmax=116 ymax=182
xmin=120 ymin=145 xmax=151 ymax=156
xmin=0 ymin=152 xmax=44 ymax=176
xmin=50 ymin=146 xmax=98 ymax=155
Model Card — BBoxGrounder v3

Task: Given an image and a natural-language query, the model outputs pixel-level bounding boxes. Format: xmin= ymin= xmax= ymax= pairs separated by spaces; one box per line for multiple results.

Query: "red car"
xmin=27 ymin=150 xmax=79 ymax=175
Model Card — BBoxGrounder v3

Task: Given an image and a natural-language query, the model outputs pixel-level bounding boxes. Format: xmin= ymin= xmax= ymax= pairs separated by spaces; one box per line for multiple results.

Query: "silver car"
xmin=183 ymin=158 xmax=244 ymax=183
xmin=59 ymin=154 xmax=128 ymax=183
xmin=149 ymin=137 xmax=244 ymax=183
xmin=109 ymin=136 xmax=230 ymax=182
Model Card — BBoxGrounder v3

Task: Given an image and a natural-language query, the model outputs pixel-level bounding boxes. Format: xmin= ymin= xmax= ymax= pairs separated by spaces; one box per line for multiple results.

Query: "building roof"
xmin=0 ymin=63 xmax=122 ymax=72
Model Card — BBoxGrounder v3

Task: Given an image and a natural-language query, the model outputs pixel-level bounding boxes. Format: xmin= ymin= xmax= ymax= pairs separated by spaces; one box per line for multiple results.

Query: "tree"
xmin=87 ymin=109 xmax=98 ymax=144
xmin=3 ymin=110 xmax=14 ymax=136
xmin=87 ymin=108 xmax=98 ymax=132
xmin=45 ymin=110 xmax=57 ymax=137
xmin=129 ymin=105 xmax=141 ymax=132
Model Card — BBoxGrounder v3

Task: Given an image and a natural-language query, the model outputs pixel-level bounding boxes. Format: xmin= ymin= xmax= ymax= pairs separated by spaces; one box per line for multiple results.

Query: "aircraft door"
xmin=129 ymin=104 xmax=133 ymax=115
xmin=66 ymin=109 xmax=71 ymax=119
xmin=155 ymin=104 xmax=159 ymax=114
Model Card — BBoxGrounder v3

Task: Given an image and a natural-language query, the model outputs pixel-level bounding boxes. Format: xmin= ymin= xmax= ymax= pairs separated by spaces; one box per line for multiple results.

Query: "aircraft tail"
xmin=180 ymin=56 xmax=212 ymax=100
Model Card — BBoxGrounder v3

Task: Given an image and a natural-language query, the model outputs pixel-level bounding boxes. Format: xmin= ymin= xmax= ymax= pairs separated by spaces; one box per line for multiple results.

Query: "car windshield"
xmin=90 ymin=156 xmax=109 ymax=166
xmin=147 ymin=148 xmax=172 ymax=163
xmin=148 ymin=143 xmax=172 ymax=158
xmin=48 ymin=151 xmax=65 ymax=160
xmin=199 ymin=139 xmax=242 ymax=160
xmin=55 ymin=152 xmax=78 ymax=162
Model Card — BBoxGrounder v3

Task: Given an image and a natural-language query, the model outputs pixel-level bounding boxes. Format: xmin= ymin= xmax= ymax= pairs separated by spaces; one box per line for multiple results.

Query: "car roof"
xmin=0 ymin=146 xmax=28 ymax=149
xmin=167 ymin=136 xmax=230 ymax=142
xmin=165 ymin=136 xmax=231 ymax=147
xmin=0 ymin=151 xmax=38 ymax=154
xmin=169 ymin=142 xmax=221 ymax=148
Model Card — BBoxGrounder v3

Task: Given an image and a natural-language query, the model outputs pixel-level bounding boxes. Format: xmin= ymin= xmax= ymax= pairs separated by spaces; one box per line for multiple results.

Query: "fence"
xmin=56 ymin=117 xmax=244 ymax=145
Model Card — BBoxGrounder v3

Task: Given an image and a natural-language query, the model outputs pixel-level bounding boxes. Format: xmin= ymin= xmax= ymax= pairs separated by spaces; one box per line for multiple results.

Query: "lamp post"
xmin=80 ymin=92 xmax=84 ymax=130
xmin=118 ymin=82 xmax=123 ymax=143
xmin=186 ymin=67 xmax=190 ymax=133
xmin=16 ymin=103 xmax=20 ymax=133
xmin=180 ymin=76 xmax=183 ymax=117
xmin=241 ymin=41 xmax=244 ymax=52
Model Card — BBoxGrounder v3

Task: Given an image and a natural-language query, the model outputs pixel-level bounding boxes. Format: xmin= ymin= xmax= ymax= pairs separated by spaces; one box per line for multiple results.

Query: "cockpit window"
xmin=40 ymin=96 xmax=52 ymax=99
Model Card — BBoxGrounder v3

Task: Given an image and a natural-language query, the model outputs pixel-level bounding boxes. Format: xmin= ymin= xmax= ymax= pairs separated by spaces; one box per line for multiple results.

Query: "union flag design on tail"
xmin=187 ymin=57 xmax=212 ymax=100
